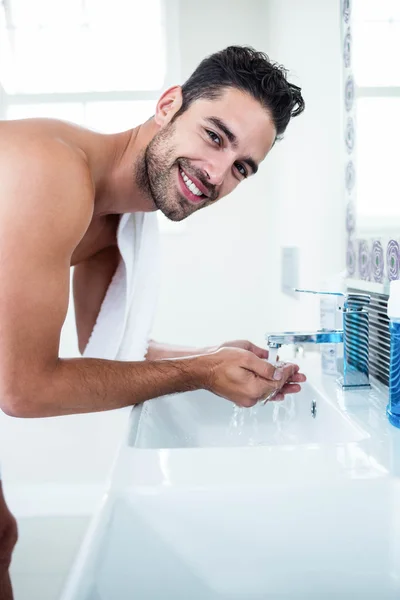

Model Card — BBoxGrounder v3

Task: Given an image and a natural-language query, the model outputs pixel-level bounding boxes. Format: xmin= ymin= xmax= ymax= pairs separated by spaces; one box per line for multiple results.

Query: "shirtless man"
xmin=0 ymin=45 xmax=306 ymax=421
xmin=0 ymin=45 xmax=306 ymax=597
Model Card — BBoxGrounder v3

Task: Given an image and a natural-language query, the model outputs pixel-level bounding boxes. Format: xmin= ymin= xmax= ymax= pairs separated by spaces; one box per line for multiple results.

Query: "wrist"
xmin=185 ymin=354 xmax=213 ymax=390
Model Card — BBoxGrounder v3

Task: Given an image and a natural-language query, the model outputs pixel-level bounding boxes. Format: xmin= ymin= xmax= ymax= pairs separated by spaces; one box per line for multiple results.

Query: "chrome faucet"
xmin=266 ymin=289 xmax=371 ymax=390
xmin=267 ymin=330 xmax=343 ymax=348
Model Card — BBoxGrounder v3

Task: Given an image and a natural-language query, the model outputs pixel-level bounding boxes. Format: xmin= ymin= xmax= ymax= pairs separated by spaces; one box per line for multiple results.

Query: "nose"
xmin=203 ymin=155 xmax=232 ymax=187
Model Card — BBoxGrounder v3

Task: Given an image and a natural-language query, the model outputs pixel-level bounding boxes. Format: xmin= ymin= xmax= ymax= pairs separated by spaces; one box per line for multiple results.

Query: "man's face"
xmin=138 ymin=88 xmax=276 ymax=221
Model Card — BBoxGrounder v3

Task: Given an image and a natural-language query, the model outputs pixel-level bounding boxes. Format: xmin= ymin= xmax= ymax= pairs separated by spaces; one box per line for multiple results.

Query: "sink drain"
xmin=311 ymin=399 xmax=317 ymax=418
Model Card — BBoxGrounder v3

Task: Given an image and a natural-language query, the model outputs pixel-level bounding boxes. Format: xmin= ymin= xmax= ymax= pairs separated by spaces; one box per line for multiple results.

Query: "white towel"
xmin=83 ymin=212 xmax=160 ymax=362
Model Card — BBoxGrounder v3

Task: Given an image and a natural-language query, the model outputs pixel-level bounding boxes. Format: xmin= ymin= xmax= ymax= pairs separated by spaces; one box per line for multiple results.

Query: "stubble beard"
xmin=135 ymin=123 xmax=191 ymax=222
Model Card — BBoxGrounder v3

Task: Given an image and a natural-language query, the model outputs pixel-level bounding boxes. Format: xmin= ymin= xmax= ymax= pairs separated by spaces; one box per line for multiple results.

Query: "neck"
xmin=91 ymin=118 xmax=159 ymax=218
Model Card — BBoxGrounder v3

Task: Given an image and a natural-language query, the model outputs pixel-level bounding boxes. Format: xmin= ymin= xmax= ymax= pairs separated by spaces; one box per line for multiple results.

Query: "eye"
xmin=206 ymin=129 xmax=221 ymax=146
xmin=235 ymin=162 xmax=248 ymax=178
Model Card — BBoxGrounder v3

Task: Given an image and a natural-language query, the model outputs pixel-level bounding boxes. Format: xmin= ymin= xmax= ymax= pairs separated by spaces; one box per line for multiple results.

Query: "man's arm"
xmin=145 ymin=340 xmax=217 ymax=361
xmin=145 ymin=339 xmax=272 ymax=361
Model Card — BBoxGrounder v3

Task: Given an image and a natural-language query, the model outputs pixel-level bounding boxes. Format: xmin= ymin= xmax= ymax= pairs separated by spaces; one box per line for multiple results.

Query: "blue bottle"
xmin=387 ymin=280 xmax=400 ymax=428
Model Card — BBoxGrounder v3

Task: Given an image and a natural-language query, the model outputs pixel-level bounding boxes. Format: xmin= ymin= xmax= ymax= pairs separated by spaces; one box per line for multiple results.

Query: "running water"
xmin=227 ymin=348 xmax=281 ymax=445
xmin=227 ymin=404 xmax=245 ymax=441
xmin=227 ymin=403 xmax=261 ymax=445
xmin=268 ymin=346 xmax=279 ymax=364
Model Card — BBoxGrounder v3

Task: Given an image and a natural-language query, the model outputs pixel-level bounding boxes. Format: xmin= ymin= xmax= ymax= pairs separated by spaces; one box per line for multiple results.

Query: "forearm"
xmin=145 ymin=339 xmax=218 ymax=361
xmin=17 ymin=355 xmax=209 ymax=418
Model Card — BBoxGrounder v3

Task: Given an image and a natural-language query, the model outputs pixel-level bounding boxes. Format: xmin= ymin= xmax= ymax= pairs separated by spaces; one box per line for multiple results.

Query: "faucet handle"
xmin=294 ymin=289 xmax=370 ymax=305
xmin=294 ymin=288 xmax=345 ymax=297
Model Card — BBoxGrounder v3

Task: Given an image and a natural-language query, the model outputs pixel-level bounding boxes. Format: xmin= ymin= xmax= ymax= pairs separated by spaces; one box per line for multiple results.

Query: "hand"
xmin=216 ymin=339 xmax=269 ymax=360
xmin=265 ymin=361 xmax=306 ymax=402
xmin=202 ymin=347 xmax=306 ymax=407
xmin=215 ymin=339 xmax=306 ymax=401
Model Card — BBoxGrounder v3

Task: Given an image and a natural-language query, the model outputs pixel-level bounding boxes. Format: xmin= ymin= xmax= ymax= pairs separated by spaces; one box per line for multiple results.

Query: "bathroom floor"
xmin=10 ymin=516 xmax=89 ymax=600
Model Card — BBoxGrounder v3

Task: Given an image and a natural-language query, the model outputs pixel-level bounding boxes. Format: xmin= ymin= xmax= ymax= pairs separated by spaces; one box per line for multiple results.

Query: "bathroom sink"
xmin=61 ymin=357 xmax=398 ymax=600
xmin=62 ymin=476 xmax=400 ymax=600
xmin=129 ymin=381 xmax=367 ymax=449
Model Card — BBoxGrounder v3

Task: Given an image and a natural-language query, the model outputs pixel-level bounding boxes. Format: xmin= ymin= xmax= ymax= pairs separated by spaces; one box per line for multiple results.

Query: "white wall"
xmin=261 ymin=0 xmax=346 ymax=329
xmin=0 ymin=84 xmax=6 ymax=119
xmin=152 ymin=0 xmax=345 ymax=347
xmin=0 ymin=0 xmax=345 ymax=517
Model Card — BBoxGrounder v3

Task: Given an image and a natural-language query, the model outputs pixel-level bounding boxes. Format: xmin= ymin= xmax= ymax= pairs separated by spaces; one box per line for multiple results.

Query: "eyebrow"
xmin=204 ymin=116 xmax=259 ymax=175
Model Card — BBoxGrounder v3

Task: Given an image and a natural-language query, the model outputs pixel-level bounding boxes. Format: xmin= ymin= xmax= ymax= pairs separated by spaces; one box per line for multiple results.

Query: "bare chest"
xmin=71 ymin=214 xmax=120 ymax=266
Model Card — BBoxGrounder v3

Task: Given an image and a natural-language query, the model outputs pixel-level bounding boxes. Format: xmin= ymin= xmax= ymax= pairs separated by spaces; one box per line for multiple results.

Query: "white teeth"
xmin=180 ymin=169 xmax=203 ymax=196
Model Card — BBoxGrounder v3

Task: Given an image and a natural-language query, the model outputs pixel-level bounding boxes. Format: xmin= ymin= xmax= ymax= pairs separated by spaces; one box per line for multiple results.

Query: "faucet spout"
xmin=266 ymin=329 xmax=343 ymax=349
xmin=265 ymin=291 xmax=372 ymax=391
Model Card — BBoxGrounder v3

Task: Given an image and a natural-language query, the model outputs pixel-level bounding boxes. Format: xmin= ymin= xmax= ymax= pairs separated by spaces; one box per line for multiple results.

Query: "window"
xmin=6 ymin=100 xmax=156 ymax=132
xmin=353 ymin=0 xmax=400 ymax=230
xmin=0 ymin=0 xmax=165 ymax=93
xmin=0 ymin=0 xmax=182 ymax=232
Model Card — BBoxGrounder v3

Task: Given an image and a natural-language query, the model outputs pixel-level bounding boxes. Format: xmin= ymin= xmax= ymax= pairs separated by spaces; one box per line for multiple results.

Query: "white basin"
xmin=61 ymin=358 xmax=398 ymax=600
xmin=129 ymin=382 xmax=367 ymax=448
xmin=62 ymin=477 xmax=400 ymax=600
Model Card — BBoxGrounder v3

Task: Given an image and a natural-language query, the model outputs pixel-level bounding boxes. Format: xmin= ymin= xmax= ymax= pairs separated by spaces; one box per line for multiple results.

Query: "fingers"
xmin=280 ymin=382 xmax=302 ymax=395
xmin=245 ymin=355 xmax=302 ymax=387
xmin=240 ymin=381 xmax=304 ymax=408
xmin=283 ymin=362 xmax=300 ymax=374
xmin=244 ymin=353 xmax=278 ymax=380
xmin=272 ymin=363 xmax=307 ymax=384
xmin=237 ymin=352 xmax=307 ymax=408
xmin=259 ymin=378 xmax=304 ymax=405
xmin=247 ymin=343 xmax=269 ymax=360
xmin=263 ymin=382 xmax=302 ymax=403
xmin=287 ymin=372 xmax=307 ymax=383
xmin=276 ymin=363 xmax=298 ymax=384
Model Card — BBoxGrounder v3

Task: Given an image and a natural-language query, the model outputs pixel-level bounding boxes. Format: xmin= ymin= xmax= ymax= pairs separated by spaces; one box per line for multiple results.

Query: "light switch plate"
xmin=281 ymin=247 xmax=299 ymax=297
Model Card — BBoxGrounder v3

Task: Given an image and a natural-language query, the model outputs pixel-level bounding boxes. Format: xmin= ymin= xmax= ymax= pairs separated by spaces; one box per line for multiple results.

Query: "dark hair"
xmin=177 ymin=45 xmax=305 ymax=140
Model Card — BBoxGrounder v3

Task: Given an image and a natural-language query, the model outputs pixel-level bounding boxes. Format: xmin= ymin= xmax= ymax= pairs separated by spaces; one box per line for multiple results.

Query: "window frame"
xmin=353 ymin=4 xmax=400 ymax=235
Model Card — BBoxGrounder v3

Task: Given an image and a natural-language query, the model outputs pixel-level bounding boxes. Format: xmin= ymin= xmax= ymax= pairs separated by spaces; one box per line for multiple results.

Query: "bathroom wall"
xmin=0 ymin=0 xmax=346 ymax=517
xmin=152 ymin=0 xmax=345 ymax=345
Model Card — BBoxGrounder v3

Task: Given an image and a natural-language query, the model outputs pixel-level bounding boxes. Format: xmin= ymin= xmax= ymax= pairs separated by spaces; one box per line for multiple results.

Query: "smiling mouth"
xmin=178 ymin=167 xmax=208 ymax=205
xmin=180 ymin=169 xmax=204 ymax=196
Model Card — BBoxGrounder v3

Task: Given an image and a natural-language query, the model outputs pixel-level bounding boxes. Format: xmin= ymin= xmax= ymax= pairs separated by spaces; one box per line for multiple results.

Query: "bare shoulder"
xmin=0 ymin=119 xmax=94 ymax=254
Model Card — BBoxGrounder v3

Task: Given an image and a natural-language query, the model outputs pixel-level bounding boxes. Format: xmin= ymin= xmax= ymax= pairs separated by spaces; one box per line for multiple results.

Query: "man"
xmin=0 ymin=45 xmax=306 ymax=420
xmin=0 ymin=44 xmax=306 ymax=596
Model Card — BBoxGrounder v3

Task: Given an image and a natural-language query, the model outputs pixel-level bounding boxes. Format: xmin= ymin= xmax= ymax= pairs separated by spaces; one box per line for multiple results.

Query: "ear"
xmin=154 ymin=86 xmax=183 ymax=127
